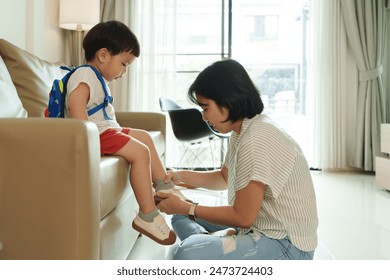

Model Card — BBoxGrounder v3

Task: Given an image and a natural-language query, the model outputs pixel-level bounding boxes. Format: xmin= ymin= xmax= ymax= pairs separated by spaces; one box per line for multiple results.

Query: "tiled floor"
xmin=312 ymin=170 xmax=390 ymax=260
xmin=128 ymin=170 xmax=390 ymax=260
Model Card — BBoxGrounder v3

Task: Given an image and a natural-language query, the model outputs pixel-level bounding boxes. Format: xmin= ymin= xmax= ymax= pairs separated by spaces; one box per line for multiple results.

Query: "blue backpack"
xmin=44 ymin=64 xmax=113 ymax=119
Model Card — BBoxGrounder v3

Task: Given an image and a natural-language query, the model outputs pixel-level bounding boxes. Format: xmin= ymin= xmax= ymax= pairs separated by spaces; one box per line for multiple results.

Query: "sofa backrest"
xmin=0 ymin=39 xmax=66 ymax=117
xmin=0 ymin=55 xmax=28 ymax=118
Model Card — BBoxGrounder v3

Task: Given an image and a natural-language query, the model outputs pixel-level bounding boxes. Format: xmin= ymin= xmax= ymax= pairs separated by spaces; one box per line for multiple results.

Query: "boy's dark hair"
xmin=188 ymin=59 xmax=263 ymax=122
xmin=83 ymin=20 xmax=140 ymax=61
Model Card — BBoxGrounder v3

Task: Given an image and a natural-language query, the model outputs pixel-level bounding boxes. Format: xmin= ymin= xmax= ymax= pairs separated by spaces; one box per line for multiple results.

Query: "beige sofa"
xmin=0 ymin=39 xmax=166 ymax=259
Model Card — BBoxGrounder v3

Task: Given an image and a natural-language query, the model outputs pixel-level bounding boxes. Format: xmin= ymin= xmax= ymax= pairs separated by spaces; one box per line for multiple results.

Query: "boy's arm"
xmin=67 ymin=83 xmax=90 ymax=120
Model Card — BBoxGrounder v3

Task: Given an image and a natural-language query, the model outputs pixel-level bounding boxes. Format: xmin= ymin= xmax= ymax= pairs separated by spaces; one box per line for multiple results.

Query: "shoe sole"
xmin=132 ymin=221 xmax=177 ymax=246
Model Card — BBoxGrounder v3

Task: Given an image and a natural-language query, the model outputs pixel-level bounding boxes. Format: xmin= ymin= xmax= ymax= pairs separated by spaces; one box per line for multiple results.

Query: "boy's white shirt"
xmin=64 ymin=67 xmax=121 ymax=134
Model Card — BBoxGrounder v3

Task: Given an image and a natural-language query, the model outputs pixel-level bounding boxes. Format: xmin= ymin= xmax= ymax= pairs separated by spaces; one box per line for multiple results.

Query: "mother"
xmin=157 ymin=59 xmax=318 ymax=260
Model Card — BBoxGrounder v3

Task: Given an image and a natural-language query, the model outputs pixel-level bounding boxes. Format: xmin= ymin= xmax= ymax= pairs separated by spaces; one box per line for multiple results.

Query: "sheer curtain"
xmin=100 ymin=0 xmax=115 ymax=21
xmin=104 ymin=0 xmax=177 ymax=112
xmin=309 ymin=0 xmax=357 ymax=169
xmin=99 ymin=1 xmax=389 ymax=170
xmin=340 ymin=0 xmax=387 ymax=171
xmin=387 ymin=7 xmax=390 ymax=122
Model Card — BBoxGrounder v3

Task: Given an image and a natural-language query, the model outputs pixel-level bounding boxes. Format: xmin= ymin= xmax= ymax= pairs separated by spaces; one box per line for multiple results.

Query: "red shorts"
xmin=100 ymin=127 xmax=131 ymax=155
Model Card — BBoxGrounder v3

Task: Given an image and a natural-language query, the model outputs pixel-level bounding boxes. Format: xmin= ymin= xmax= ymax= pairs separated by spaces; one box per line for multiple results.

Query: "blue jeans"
xmin=171 ymin=214 xmax=314 ymax=260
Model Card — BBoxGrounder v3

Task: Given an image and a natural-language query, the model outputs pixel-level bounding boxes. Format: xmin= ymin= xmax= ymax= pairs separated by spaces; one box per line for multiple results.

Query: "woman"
xmin=157 ymin=59 xmax=318 ymax=259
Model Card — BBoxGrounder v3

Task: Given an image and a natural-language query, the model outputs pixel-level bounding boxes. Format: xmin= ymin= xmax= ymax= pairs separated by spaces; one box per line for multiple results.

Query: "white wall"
xmin=0 ymin=0 xmax=65 ymax=62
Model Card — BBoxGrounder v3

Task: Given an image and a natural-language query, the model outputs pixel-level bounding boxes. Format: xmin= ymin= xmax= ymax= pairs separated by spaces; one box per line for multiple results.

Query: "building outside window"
xmin=169 ymin=0 xmax=312 ymax=166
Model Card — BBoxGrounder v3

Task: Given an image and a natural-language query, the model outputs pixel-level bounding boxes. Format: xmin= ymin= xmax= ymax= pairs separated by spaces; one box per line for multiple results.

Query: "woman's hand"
xmin=156 ymin=191 xmax=190 ymax=215
xmin=163 ymin=169 xmax=179 ymax=184
xmin=163 ymin=169 xmax=197 ymax=189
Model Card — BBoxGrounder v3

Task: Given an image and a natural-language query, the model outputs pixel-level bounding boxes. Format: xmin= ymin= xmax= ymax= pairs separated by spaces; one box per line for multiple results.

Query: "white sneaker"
xmin=132 ymin=213 xmax=176 ymax=245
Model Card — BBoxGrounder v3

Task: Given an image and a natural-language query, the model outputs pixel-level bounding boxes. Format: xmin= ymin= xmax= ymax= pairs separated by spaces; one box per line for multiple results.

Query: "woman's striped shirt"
xmin=224 ymin=114 xmax=318 ymax=251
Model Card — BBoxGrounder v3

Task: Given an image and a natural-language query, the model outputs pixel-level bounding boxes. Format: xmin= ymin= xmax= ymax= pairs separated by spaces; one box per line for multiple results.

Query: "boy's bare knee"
xmin=118 ymin=140 xmax=150 ymax=164
xmin=134 ymin=143 xmax=150 ymax=160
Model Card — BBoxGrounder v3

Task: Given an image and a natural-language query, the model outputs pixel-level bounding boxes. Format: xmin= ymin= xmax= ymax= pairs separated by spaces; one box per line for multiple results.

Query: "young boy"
xmin=64 ymin=20 xmax=176 ymax=245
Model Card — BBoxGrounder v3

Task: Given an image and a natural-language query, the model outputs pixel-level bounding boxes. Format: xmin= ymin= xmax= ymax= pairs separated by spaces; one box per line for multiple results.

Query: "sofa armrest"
xmin=116 ymin=111 xmax=166 ymax=136
xmin=0 ymin=118 xmax=101 ymax=259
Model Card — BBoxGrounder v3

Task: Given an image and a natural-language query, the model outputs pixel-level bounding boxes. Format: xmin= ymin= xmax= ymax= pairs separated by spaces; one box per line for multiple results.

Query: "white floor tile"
xmin=128 ymin=170 xmax=390 ymax=260
xmin=312 ymin=170 xmax=390 ymax=260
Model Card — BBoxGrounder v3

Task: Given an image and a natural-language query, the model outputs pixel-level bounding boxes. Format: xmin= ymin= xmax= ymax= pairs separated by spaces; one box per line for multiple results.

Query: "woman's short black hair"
xmin=83 ymin=20 xmax=140 ymax=61
xmin=188 ymin=59 xmax=263 ymax=122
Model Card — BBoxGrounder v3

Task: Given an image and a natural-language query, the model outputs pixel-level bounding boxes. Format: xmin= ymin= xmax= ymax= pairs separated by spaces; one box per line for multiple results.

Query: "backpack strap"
xmin=67 ymin=64 xmax=113 ymax=120
xmin=84 ymin=65 xmax=113 ymax=120
xmin=57 ymin=66 xmax=77 ymax=117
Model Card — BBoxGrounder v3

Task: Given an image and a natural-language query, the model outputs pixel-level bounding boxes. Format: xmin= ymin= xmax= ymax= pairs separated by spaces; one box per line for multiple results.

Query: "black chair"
xmin=159 ymin=97 xmax=229 ymax=170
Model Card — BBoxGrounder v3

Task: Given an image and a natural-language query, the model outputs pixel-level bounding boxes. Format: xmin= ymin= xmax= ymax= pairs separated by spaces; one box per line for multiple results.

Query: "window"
xmin=173 ymin=0 xmax=312 ymax=159
xmin=250 ymin=15 xmax=279 ymax=41
xmin=175 ymin=0 xmax=229 ymax=107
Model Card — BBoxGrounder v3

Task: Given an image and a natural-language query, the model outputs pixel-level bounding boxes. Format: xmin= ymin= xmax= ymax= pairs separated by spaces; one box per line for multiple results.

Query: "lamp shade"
xmin=59 ymin=0 xmax=100 ymax=31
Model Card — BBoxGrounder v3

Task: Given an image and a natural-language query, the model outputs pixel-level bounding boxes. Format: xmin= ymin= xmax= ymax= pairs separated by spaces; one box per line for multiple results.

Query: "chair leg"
xmin=171 ymin=137 xmax=228 ymax=171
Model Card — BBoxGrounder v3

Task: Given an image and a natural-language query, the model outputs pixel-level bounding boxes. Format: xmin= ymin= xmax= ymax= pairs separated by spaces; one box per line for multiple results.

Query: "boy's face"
xmin=100 ymin=51 xmax=136 ymax=82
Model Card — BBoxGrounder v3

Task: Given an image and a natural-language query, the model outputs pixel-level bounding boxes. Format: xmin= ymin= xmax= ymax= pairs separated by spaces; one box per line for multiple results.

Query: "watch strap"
xmin=188 ymin=202 xmax=198 ymax=221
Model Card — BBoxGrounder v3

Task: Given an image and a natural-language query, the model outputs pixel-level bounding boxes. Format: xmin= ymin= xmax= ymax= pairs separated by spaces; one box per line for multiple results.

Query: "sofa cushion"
xmin=149 ymin=131 xmax=165 ymax=158
xmin=0 ymin=39 xmax=66 ymax=117
xmin=0 ymin=56 xmax=27 ymax=118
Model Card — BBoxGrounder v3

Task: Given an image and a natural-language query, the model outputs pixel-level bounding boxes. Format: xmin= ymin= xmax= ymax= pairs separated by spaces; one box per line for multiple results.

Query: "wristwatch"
xmin=188 ymin=202 xmax=198 ymax=221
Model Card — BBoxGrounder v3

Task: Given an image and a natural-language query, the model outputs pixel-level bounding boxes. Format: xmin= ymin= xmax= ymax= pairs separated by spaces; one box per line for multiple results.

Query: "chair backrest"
xmin=159 ymin=97 xmax=182 ymax=111
xmin=167 ymin=108 xmax=214 ymax=142
xmin=159 ymin=97 xmax=213 ymax=142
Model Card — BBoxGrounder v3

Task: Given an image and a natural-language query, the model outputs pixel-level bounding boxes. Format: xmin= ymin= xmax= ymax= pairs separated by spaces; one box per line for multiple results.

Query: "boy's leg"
xmin=127 ymin=128 xmax=167 ymax=182
xmin=113 ymin=137 xmax=176 ymax=245
xmin=113 ymin=137 xmax=155 ymax=214
xmin=127 ymin=128 xmax=184 ymax=199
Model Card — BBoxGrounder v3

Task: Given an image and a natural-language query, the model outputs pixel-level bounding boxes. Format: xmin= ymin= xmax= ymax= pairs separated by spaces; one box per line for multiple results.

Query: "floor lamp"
xmin=59 ymin=0 xmax=100 ymax=67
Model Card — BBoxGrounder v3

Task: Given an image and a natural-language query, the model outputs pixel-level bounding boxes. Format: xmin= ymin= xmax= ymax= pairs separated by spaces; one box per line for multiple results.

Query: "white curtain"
xmin=340 ymin=0 xmax=387 ymax=171
xmin=100 ymin=0 xmax=115 ymax=21
xmin=309 ymin=0 xmax=358 ymax=169
xmin=106 ymin=0 xmax=177 ymax=113
xmin=387 ymin=8 xmax=390 ymax=122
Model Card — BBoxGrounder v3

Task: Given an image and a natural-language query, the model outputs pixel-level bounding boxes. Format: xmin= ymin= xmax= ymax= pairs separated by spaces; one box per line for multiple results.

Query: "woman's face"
xmin=196 ymin=94 xmax=242 ymax=134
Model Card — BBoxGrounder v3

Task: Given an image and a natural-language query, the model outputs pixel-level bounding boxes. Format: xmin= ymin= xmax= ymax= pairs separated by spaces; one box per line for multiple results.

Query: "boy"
xmin=65 ymin=20 xmax=176 ymax=245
